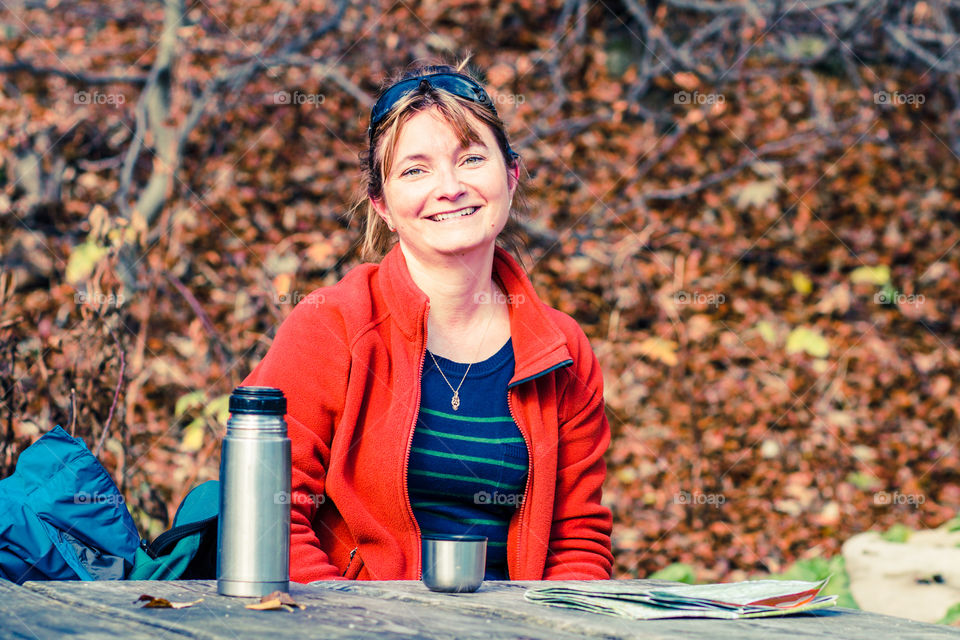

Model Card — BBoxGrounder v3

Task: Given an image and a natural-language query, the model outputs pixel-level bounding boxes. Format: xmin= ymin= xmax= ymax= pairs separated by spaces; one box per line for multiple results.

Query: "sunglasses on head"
xmin=367 ymin=72 xmax=519 ymax=161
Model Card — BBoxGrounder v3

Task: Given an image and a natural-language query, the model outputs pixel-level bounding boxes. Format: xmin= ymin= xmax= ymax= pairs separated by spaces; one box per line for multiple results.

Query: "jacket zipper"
xmin=404 ymin=309 xmax=428 ymax=579
xmin=342 ymin=545 xmax=360 ymax=578
xmin=505 ymin=359 xmax=573 ymax=579
xmin=506 ymin=388 xmax=532 ymax=580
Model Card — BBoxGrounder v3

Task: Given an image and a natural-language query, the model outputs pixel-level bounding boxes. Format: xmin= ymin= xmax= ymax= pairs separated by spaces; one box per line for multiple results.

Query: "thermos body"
xmin=217 ymin=388 xmax=291 ymax=597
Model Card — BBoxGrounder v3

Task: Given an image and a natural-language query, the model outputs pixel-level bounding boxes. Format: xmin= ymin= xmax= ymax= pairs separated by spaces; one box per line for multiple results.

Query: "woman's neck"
xmin=403 ymin=245 xmax=495 ymax=327
xmin=400 ymin=244 xmax=510 ymax=360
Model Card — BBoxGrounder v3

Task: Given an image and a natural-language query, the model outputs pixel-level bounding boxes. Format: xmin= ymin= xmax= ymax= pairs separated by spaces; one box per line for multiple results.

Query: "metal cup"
xmin=421 ymin=534 xmax=487 ymax=593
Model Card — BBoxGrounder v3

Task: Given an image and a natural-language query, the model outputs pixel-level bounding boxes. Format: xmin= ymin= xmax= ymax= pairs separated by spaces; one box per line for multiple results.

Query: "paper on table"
xmin=524 ymin=578 xmax=838 ymax=621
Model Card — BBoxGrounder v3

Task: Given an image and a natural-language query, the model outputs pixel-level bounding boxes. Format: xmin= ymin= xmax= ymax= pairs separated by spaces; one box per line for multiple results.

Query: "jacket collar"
xmin=377 ymin=244 xmax=573 ymax=386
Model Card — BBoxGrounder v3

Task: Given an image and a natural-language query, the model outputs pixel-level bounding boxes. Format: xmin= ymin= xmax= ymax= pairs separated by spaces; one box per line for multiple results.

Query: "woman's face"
xmin=372 ymin=106 xmax=519 ymax=262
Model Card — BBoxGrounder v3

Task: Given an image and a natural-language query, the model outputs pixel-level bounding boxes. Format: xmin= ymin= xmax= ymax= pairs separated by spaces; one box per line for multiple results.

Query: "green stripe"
xmin=461 ymin=517 xmax=506 ymax=526
xmin=411 ymin=488 xmax=475 ymax=500
xmin=417 ymin=426 xmax=525 ymax=445
xmin=408 ymin=469 xmax=524 ymax=490
xmin=411 ymin=501 xmax=456 ymax=509
xmin=487 ymin=541 xmax=507 ymax=547
xmin=420 ymin=407 xmax=515 ymax=423
xmin=411 ymin=447 xmax=527 ymax=471
xmin=421 ymin=510 xmax=508 ymax=527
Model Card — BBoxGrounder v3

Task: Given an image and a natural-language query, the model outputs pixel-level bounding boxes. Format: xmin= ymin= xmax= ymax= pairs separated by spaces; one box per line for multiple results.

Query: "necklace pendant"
xmin=451 ymin=392 xmax=460 ymax=411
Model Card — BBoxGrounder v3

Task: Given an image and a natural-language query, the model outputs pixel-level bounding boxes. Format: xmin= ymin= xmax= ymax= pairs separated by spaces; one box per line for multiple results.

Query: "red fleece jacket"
xmin=241 ymin=244 xmax=613 ymax=582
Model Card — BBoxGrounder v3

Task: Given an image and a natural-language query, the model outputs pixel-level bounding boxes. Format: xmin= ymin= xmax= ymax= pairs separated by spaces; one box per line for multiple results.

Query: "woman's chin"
xmin=403 ymin=234 xmax=496 ymax=259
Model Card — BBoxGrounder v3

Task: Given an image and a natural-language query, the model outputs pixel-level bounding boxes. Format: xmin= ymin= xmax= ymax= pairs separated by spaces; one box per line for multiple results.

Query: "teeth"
xmin=432 ymin=207 xmax=477 ymax=222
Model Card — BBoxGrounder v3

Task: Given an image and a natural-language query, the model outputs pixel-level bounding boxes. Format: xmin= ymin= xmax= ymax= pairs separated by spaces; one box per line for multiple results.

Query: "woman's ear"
xmin=507 ymin=161 xmax=520 ymax=193
xmin=371 ymin=197 xmax=395 ymax=232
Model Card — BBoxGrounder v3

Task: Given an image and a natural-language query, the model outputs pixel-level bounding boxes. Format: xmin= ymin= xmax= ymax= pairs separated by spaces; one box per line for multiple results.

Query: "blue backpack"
xmin=0 ymin=426 xmax=140 ymax=582
xmin=0 ymin=426 xmax=219 ymax=582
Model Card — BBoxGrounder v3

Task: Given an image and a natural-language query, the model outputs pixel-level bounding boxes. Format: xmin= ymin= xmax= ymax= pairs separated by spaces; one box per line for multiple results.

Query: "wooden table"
xmin=2 ymin=578 xmax=958 ymax=639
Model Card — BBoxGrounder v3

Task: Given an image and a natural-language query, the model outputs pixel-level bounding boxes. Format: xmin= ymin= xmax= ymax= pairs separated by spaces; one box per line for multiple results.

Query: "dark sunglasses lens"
xmin=370 ymin=74 xmax=493 ymax=129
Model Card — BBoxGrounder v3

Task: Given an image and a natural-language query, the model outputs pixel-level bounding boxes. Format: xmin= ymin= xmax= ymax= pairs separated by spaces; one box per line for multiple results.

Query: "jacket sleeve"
xmin=241 ymin=297 xmax=350 ymax=582
xmin=543 ymin=328 xmax=614 ymax=580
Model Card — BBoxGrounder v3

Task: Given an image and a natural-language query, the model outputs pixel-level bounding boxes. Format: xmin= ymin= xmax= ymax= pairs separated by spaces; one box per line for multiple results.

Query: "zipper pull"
xmin=139 ymin=538 xmax=158 ymax=560
xmin=349 ymin=546 xmax=358 ymax=561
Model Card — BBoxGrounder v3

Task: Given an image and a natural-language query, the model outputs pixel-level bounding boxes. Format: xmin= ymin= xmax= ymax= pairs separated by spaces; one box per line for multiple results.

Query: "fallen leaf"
xmin=785 ymin=327 xmax=830 ymax=358
xmin=849 ymin=265 xmax=890 ymax=285
xmin=735 ymin=179 xmax=779 ymax=210
xmin=65 ymin=241 xmax=108 ymax=284
xmin=637 ymin=337 xmax=679 ymax=367
xmin=273 ymin=273 xmax=293 ymax=298
xmin=792 ymin=272 xmax=813 ymax=295
xmin=135 ymin=594 xmax=204 ymax=609
xmin=245 ymin=591 xmax=304 ymax=612
xmin=305 ymin=241 xmax=334 ymax=266
xmin=181 ymin=418 xmax=205 ymax=452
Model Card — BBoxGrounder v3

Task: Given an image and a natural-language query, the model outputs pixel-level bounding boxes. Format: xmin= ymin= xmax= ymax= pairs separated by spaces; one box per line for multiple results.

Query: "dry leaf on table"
xmin=135 ymin=594 xmax=204 ymax=609
xmin=245 ymin=590 xmax=305 ymax=612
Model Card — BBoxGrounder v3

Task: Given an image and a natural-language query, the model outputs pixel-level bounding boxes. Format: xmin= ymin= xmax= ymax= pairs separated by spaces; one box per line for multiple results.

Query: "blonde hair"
xmin=352 ymin=59 xmax=528 ymax=263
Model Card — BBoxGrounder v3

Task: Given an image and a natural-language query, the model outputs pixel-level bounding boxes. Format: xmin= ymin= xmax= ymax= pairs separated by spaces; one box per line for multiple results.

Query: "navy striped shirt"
xmin=408 ymin=338 xmax=528 ymax=580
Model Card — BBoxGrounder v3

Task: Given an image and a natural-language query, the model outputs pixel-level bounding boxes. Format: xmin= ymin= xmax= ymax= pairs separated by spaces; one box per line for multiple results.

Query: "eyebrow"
xmin=395 ymin=141 xmax=490 ymax=167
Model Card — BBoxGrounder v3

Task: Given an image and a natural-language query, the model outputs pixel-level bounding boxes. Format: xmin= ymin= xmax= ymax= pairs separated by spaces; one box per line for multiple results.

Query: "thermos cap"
xmin=229 ymin=386 xmax=286 ymax=415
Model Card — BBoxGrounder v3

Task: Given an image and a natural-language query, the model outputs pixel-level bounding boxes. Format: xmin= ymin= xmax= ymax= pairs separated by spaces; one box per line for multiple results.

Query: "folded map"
xmin=524 ymin=578 xmax=838 ymax=620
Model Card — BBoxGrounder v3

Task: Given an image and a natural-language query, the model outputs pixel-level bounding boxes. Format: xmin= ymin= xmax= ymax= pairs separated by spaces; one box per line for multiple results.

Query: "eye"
xmin=462 ymin=155 xmax=485 ymax=165
xmin=399 ymin=166 xmax=425 ymax=177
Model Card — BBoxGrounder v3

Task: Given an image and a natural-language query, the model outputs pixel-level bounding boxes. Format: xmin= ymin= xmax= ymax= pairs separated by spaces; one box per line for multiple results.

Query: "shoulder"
xmin=541 ymin=305 xmax=596 ymax=363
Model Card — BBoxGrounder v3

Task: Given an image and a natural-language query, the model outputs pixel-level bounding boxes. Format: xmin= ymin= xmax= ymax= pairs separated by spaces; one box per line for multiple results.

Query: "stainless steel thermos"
xmin=217 ymin=386 xmax=291 ymax=597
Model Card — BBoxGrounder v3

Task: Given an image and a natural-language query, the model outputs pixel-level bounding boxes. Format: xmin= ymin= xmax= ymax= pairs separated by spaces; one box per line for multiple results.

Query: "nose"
xmin=434 ymin=164 xmax=467 ymax=201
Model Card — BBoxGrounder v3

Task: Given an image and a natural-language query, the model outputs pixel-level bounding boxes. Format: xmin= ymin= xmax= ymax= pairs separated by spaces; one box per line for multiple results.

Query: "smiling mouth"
xmin=428 ymin=206 xmax=478 ymax=222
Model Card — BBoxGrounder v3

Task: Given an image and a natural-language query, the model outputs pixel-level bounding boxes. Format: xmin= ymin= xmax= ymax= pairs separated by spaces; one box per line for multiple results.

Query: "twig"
xmin=94 ymin=325 xmax=125 ymax=458
xmin=69 ymin=388 xmax=77 ymax=437
xmin=665 ymin=0 xmax=860 ymax=14
xmin=885 ymin=24 xmax=960 ymax=72
xmin=2 ymin=342 xmax=14 ymax=475
xmin=162 ymin=271 xmax=231 ymax=367
xmin=0 ymin=317 xmax=24 ymax=330
xmin=259 ymin=55 xmax=374 ymax=107
xmin=0 ymin=61 xmax=148 ymax=85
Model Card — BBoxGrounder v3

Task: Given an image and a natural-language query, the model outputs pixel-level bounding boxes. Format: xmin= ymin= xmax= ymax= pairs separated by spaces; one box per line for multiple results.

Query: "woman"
xmin=242 ymin=60 xmax=613 ymax=582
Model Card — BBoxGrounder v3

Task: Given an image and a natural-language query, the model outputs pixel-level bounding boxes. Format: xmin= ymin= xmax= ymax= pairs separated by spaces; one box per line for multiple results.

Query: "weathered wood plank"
xmin=6 ymin=578 xmax=960 ymax=640
xmin=18 ymin=579 xmax=591 ymax=640
xmin=306 ymin=580 xmax=960 ymax=640
xmin=0 ymin=578 xmax=198 ymax=639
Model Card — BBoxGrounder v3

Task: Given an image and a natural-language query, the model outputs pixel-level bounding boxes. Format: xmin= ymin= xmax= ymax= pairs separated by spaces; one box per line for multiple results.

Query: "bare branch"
xmin=94 ymin=323 xmax=125 ymax=458
xmin=0 ymin=60 xmax=147 ymax=85
xmin=69 ymin=388 xmax=77 ymax=437
xmin=163 ymin=271 xmax=232 ymax=368
xmin=885 ymin=24 xmax=960 ymax=72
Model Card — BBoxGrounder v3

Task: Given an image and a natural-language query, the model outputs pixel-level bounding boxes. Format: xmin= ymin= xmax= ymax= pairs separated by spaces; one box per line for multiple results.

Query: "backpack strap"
xmin=140 ymin=515 xmax=218 ymax=559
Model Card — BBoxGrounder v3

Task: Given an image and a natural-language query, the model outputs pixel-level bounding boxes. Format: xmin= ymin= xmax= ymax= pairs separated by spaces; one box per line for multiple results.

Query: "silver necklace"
xmin=427 ymin=291 xmax=497 ymax=411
